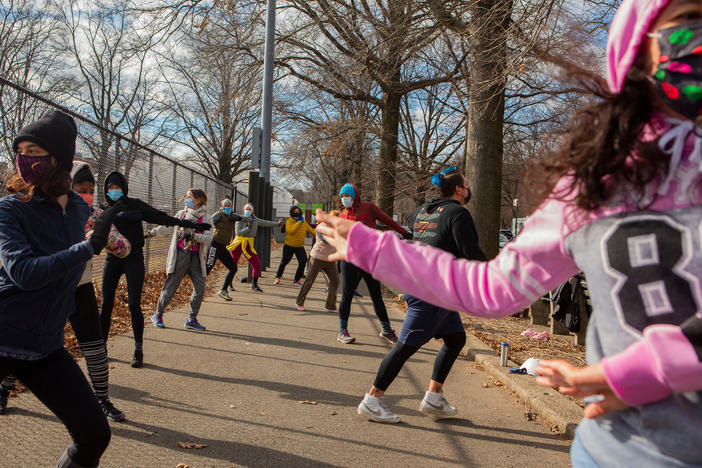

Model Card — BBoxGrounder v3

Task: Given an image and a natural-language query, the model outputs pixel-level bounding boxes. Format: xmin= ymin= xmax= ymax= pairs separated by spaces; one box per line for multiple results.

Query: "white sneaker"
xmin=419 ymin=391 xmax=458 ymax=418
xmin=357 ymin=394 xmax=400 ymax=424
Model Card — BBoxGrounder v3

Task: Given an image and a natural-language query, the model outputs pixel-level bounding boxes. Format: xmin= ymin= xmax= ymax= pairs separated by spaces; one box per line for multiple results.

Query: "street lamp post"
xmin=260 ymin=0 xmax=276 ymax=183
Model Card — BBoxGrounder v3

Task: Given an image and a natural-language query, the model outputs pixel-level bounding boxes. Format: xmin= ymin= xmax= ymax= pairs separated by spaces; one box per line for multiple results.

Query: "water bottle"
xmin=500 ymin=342 xmax=509 ymax=367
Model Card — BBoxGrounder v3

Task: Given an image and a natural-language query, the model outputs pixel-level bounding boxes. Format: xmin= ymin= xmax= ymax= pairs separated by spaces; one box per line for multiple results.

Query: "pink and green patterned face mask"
xmin=650 ymin=20 xmax=702 ymax=121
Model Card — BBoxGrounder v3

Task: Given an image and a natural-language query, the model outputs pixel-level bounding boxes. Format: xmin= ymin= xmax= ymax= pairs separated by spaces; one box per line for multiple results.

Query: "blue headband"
xmin=339 ymin=183 xmax=356 ymax=199
xmin=431 ymin=166 xmax=458 ymax=187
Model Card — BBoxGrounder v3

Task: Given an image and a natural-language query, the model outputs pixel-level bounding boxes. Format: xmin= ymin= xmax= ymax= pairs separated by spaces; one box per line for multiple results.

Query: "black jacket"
xmin=103 ymin=171 xmax=180 ymax=259
xmin=406 ymin=198 xmax=486 ymax=261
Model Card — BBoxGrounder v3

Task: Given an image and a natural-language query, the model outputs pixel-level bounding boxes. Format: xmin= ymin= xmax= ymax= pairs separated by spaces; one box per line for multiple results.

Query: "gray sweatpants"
xmin=156 ymin=249 xmax=206 ymax=320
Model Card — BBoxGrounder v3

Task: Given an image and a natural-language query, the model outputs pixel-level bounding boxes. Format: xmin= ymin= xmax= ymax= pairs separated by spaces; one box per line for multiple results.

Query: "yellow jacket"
xmin=284 ymin=217 xmax=316 ymax=247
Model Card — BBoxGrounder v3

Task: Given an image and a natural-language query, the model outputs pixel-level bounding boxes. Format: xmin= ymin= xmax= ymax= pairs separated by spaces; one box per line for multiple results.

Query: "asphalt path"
xmin=1 ymin=248 xmax=571 ymax=467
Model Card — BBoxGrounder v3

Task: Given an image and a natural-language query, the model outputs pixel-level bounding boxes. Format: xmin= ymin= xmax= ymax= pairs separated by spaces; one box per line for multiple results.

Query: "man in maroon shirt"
xmin=336 ymin=183 xmax=410 ymax=344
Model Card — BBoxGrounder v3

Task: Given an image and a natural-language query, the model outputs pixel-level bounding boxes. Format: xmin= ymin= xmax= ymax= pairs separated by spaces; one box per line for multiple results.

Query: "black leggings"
xmin=0 ymin=349 xmax=111 ymax=467
xmin=100 ymin=254 xmax=145 ymax=345
xmin=373 ymin=332 xmax=466 ymax=391
xmin=206 ymin=240 xmax=239 ymax=291
xmin=339 ymin=261 xmax=389 ymax=323
xmin=275 ymin=245 xmax=307 ymax=282
xmin=2 ymin=283 xmax=109 ymax=400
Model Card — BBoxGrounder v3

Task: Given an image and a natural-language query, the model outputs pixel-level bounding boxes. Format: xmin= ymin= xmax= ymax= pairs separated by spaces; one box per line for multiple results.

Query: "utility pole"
xmin=260 ymin=0 xmax=276 ymax=182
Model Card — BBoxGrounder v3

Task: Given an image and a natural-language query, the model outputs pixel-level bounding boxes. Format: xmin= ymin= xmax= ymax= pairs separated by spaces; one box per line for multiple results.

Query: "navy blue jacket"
xmin=0 ymin=191 xmax=93 ymax=359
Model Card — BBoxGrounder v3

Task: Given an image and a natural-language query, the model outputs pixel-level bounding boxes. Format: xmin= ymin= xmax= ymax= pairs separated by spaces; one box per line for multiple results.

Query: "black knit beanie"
xmin=12 ymin=110 xmax=78 ymax=171
xmin=105 ymin=173 xmax=124 ymax=190
xmin=73 ymin=165 xmax=95 ymax=185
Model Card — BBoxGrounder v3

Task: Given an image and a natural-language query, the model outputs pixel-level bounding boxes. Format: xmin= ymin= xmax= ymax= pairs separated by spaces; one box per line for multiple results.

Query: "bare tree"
xmin=278 ymin=0 xmax=467 ymax=215
xmin=56 ymin=0 xmax=161 ymax=192
xmin=0 ymin=0 xmax=66 ymax=162
xmin=396 ymin=83 xmax=465 ymax=207
xmin=159 ymin=13 xmax=262 ymax=184
xmin=276 ymin=78 xmax=381 ymax=205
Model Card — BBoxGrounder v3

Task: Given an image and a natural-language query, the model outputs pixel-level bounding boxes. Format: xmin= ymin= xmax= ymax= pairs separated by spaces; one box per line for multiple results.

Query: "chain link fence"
xmin=0 ymin=77 xmax=247 ymax=280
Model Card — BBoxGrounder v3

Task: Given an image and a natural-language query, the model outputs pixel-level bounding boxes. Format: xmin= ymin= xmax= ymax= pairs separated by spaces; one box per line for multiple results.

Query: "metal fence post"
xmin=172 ymin=165 xmax=177 ymax=214
xmin=145 ymin=152 xmax=154 ymax=273
xmin=114 ymin=136 xmax=120 ymax=172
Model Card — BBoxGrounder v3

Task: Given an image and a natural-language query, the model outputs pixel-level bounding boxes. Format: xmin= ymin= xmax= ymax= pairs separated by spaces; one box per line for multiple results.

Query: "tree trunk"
xmin=375 ymin=86 xmax=402 ymax=214
xmin=464 ymin=0 xmax=513 ymax=259
xmin=351 ymin=130 xmax=364 ymax=190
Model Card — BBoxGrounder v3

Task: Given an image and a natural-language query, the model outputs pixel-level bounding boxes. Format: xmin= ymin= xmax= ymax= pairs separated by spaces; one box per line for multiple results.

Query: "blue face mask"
xmin=184 ymin=197 xmax=195 ymax=209
xmin=107 ymin=189 xmax=123 ymax=201
xmin=222 ymin=206 xmax=232 ymax=216
xmin=244 ymin=210 xmax=253 ymax=217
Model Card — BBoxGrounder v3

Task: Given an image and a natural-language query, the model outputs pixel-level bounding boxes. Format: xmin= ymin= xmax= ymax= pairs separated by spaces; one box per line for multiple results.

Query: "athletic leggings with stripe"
xmin=1 ymin=283 xmax=110 ymax=400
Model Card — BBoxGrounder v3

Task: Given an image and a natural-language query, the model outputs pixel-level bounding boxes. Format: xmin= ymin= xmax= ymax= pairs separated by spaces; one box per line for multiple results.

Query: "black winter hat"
xmin=105 ymin=173 xmax=125 ymax=190
xmin=73 ymin=165 xmax=95 ymax=185
xmin=12 ymin=110 xmax=78 ymax=171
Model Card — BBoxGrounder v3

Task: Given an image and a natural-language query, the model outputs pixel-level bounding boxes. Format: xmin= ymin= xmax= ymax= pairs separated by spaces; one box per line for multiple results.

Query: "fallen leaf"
xmin=258 ymin=412 xmax=267 ymax=416
xmin=299 ymin=400 xmax=317 ymax=405
xmin=229 ymin=405 xmax=237 ymax=409
xmin=329 ymin=411 xmax=338 ymax=416
xmin=342 ymin=359 xmax=350 ymax=363
xmin=177 ymin=442 xmax=208 ymax=449
xmin=144 ymin=431 xmax=158 ymax=438
xmin=306 ymin=426 xmax=314 ymax=429
xmin=482 ymin=382 xmax=489 ymax=388
xmin=177 ymin=463 xmax=189 ymax=468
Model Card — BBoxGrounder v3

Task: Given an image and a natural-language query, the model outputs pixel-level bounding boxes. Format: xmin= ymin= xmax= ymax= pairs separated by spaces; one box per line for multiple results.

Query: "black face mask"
xmin=462 ymin=187 xmax=472 ymax=204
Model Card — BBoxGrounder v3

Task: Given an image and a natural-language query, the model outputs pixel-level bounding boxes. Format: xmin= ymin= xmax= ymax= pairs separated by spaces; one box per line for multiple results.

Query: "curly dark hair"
xmin=535 ymin=65 xmax=669 ymax=211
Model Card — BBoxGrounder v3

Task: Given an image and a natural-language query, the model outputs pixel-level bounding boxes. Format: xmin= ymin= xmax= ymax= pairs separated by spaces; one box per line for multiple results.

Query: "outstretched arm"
xmin=370 ymin=204 xmax=408 ymax=236
xmin=316 ymin=195 xmax=579 ymax=318
xmin=0 ymin=211 xmax=93 ymax=290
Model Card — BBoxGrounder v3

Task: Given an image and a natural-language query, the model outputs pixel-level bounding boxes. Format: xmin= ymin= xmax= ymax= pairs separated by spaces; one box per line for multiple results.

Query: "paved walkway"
xmin=1 ymin=247 xmax=571 ymax=467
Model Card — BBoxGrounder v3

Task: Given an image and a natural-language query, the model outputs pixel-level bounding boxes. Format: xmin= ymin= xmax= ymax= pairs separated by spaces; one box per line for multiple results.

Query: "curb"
xmin=461 ymin=332 xmax=582 ymax=438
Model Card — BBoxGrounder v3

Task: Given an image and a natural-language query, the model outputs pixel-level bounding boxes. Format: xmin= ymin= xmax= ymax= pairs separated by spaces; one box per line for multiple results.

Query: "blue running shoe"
xmin=185 ymin=318 xmax=206 ymax=331
xmin=151 ymin=313 xmax=164 ymax=328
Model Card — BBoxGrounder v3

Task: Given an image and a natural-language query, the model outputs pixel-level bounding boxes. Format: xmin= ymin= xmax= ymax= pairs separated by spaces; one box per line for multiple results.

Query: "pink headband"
xmin=606 ymin=0 xmax=672 ymax=94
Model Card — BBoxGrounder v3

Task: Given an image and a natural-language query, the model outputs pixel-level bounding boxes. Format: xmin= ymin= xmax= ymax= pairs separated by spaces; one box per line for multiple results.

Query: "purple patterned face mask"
xmin=15 ymin=153 xmax=54 ymax=185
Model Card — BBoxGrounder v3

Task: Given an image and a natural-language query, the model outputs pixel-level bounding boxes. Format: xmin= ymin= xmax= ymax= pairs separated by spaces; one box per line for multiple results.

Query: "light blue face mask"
xmin=244 ymin=210 xmax=253 ymax=217
xmin=184 ymin=197 xmax=195 ymax=209
xmin=222 ymin=206 xmax=232 ymax=216
xmin=106 ymin=189 xmax=123 ymax=201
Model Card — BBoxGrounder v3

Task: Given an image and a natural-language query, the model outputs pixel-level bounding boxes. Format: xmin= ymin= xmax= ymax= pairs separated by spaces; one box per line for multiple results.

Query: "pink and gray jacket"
xmin=345 ymin=1 xmax=702 ymax=465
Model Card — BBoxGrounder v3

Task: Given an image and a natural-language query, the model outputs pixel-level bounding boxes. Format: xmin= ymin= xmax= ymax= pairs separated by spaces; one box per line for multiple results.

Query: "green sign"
xmin=311 ymin=203 xmax=323 ymax=212
xmin=297 ymin=202 xmax=305 ymax=212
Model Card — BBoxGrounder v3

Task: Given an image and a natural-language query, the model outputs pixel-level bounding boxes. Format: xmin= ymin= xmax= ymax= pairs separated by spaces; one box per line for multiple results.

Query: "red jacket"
xmin=338 ymin=184 xmax=408 ymax=236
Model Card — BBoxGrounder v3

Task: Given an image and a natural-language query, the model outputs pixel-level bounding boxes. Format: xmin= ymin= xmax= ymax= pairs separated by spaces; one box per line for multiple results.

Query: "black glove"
xmin=89 ymin=201 xmax=125 ymax=255
xmin=402 ymin=231 xmax=413 ymax=240
xmin=177 ymin=219 xmax=211 ymax=231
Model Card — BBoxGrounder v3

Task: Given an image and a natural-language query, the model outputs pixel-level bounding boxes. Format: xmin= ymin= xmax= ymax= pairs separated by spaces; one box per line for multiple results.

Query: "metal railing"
xmin=0 ymin=77 xmax=247 ymax=280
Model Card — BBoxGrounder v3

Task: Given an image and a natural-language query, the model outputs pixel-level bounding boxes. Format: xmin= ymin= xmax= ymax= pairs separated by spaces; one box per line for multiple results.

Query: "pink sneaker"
xmin=274 ymin=277 xmax=280 ymax=285
xmin=295 ymin=304 xmax=305 ymax=311
xmin=337 ymin=329 xmax=355 ymax=344
xmin=293 ymin=281 xmax=303 ymax=286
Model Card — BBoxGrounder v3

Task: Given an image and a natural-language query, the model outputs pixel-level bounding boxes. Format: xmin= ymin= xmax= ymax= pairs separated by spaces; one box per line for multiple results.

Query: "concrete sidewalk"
xmin=1 ymin=247 xmax=572 ymax=467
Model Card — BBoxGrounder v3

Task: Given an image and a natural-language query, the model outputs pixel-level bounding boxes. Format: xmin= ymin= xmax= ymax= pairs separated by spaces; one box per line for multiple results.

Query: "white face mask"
xmin=341 ymin=197 xmax=353 ymax=208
